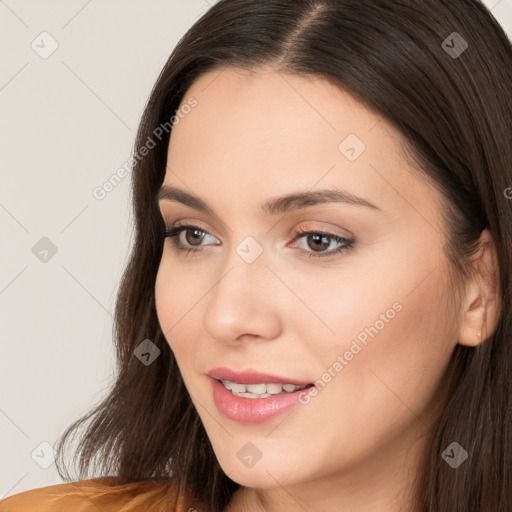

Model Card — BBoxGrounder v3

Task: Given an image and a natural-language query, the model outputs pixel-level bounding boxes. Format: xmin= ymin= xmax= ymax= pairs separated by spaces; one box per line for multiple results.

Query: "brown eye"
xmin=292 ymin=228 xmax=355 ymax=259
xmin=184 ymin=227 xmax=207 ymax=246
xmin=305 ymin=233 xmax=331 ymax=252
xmin=163 ymin=224 xmax=220 ymax=254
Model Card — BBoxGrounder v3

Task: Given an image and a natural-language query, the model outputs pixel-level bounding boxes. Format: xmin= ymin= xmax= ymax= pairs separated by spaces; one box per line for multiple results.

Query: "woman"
xmin=1 ymin=0 xmax=510 ymax=510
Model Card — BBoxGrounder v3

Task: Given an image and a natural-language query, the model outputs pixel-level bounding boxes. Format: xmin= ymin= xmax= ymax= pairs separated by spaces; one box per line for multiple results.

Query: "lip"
xmin=210 ymin=377 xmax=313 ymax=424
xmin=207 ymin=367 xmax=313 ymax=386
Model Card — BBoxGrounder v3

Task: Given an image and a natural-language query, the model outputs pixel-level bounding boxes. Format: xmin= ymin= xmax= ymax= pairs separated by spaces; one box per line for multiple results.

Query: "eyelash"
xmin=160 ymin=223 xmax=354 ymax=259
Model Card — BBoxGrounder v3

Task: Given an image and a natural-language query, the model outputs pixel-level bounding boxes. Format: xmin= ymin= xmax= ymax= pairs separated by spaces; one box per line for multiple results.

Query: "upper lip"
xmin=208 ymin=367 xmax=313 ymax=386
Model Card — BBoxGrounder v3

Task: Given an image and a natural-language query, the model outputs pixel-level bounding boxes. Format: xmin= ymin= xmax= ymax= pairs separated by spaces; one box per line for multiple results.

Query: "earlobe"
xmin=457 ymin=230 xmax=500 ymax=348
xmin=458 ymin=296 xmax=488 ymax=347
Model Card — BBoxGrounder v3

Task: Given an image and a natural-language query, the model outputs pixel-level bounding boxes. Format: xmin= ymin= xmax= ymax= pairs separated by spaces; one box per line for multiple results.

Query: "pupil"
xmin=309 ymin=234 xmax=328 ymax=251
xmin=187 ymin=229 xmax=204 ymax=246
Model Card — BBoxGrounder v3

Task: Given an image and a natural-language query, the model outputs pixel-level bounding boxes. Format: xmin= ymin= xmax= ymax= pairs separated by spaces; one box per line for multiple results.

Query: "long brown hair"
xmin=54 ymin=1 xmax=512 ymax=510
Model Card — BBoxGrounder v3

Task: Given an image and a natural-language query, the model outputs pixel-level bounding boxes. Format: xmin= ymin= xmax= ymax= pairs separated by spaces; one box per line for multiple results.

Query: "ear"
xmin=458 ymin=229 xmax=501 ymax=347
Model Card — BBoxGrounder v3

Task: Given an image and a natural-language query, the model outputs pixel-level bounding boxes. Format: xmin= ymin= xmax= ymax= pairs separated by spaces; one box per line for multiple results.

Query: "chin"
xmin=212 ymin=445 xmax=304 ymax=488
xmin=223 ymin=464 xmax=292 ymax=489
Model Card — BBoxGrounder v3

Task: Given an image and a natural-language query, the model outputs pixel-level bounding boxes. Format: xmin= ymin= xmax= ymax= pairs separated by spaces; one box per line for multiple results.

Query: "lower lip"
xmin=211 ymin=378 xmax=311 ymax=424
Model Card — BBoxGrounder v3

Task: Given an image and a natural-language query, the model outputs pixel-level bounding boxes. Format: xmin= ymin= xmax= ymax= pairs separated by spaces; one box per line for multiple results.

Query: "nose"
xmin=201 ymin=242 xmax=283 ymax=346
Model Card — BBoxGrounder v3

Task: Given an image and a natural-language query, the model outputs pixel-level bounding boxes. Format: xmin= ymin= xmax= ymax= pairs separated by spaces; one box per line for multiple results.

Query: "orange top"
xmin=0 ymin=477 xmax=206 ymax=512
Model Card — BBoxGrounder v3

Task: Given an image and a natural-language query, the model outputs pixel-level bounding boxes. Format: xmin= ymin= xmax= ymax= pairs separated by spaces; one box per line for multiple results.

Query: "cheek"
xmin=290 ymin=244 xmax=456 ymax=419
xmin=154 ymin=261 xmax=192 ymax=349
xmin=310 ymin=268 xmax=455 ymax=434
xmin=155 ymin=252 xmax=201 ymax=326
xmin=154 ymin=263 xmax=172 ymax=337
xmin=154 ymin=258 xmax=211 ymax=372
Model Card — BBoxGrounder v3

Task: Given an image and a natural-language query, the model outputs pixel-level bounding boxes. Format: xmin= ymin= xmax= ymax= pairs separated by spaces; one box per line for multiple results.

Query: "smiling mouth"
xmin=219 ymin=379 xmax=314 ymax=399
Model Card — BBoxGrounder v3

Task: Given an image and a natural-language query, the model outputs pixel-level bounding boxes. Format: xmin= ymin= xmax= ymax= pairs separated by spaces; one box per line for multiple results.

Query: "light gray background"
xmin=1 ymin=0 xmax=510 ymax=499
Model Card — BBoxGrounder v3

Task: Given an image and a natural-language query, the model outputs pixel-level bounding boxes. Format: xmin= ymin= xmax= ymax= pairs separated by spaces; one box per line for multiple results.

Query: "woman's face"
xmin=155 ymin=67 xmax=460 ymax=495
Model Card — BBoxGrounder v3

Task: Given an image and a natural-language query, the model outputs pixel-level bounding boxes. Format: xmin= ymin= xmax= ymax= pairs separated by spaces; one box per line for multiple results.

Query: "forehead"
xmin=170 ymin=66 xmax=383 ymax=158
xmin=164 ymin=67 xmax=443 ymax=231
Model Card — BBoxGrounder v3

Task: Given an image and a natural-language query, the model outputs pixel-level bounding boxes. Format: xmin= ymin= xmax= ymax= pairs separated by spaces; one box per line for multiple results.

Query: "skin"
xmin=154 ymin=66 xmax=500 ymax=512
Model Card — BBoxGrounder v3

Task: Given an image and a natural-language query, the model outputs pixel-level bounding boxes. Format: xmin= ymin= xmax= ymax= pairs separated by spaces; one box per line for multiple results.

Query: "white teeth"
xmin=246 ymin=383 xmax=267 ymax=394
xmin=267 ymin=383 xmax=284 ymax=394
xmin=236 ymin=392 xmax=272 ymax=398
xmin=220 ymin=379 xmax=308 ymax=398
xmin=222 ymin=381 xmax=246 ymax=393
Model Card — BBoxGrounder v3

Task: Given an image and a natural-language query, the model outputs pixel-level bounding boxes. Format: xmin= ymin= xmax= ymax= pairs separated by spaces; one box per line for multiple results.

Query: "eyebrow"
xmin=156 ymin=185 xmax=382 ymax=216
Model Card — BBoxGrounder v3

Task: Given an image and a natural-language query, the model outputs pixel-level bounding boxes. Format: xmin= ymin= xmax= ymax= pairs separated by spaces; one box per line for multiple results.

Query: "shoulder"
xmin=0 ymin=478 xmax=123 ymax=512
xmin=0 ymin=477 xmax=204 ymax=512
